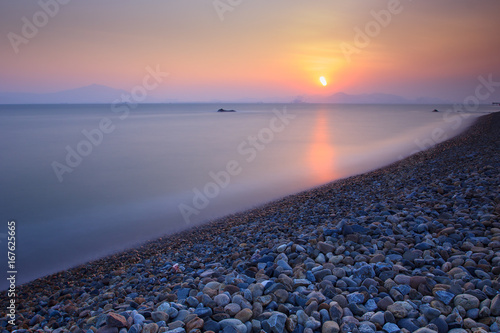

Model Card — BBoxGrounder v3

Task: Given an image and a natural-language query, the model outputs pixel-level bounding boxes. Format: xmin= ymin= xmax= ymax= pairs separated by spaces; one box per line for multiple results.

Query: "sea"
xmin=0 ymin=103 xmax=493 ymax=289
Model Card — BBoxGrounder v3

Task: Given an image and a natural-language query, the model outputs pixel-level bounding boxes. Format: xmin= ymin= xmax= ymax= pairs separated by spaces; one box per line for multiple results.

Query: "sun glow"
xmin=319 ymin=76 xmax=327 ymax=86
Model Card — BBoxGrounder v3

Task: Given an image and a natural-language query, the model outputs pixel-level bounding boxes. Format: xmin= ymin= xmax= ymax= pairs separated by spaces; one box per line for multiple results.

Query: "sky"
xmin=1 ymin=0 xmax=499 ymax=102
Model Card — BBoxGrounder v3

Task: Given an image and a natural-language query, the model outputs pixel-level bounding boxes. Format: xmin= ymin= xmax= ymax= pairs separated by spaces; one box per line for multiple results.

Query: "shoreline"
xmin=1 ymin=112 xmax=499 ymax=332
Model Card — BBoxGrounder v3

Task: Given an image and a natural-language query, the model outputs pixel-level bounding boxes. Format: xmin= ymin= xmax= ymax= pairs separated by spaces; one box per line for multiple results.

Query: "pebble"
xmin=106 ymin=313 xmax=128 ymax=328
xmin=454 ymin=294 xmax=480 ymax=310
xmin=321 ymin=321 xmax=340 ymax=333
xmin=382 ymin=322 xmax=401 ymax=333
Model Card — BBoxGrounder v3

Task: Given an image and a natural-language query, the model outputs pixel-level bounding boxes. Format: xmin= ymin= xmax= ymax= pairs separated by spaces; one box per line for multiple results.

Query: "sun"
xmin=319 ymin=76 xmax=327 ymax=86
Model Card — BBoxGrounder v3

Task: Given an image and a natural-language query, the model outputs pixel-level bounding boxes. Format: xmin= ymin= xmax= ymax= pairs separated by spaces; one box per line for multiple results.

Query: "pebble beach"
xmin=1 ymin=111 xmax=499 ymax=333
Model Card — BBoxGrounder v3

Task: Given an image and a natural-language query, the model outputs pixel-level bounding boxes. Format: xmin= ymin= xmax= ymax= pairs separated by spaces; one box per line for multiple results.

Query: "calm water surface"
xmin=0 ymin=103 xmax=489 ymax=288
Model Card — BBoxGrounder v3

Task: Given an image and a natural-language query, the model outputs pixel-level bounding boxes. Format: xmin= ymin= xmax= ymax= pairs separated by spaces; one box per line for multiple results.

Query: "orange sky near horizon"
xmin=0 ymin=1 xmax=499 ymax=102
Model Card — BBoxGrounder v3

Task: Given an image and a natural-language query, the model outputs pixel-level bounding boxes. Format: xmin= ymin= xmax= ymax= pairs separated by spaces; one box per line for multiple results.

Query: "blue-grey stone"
xmin=359 ymin=323 xmax=376 ymax=333
xmin=313 ymin=269 xmax=331 ymax=280
xmin=186 ymin=296 xmax=199 ymax=308
xmin=128 ymin=324 xmax=142 ymax=333
xmin=415 ymin=242 xmax=433 ymax=250
xmin=346 ymin=292 xmax=365 ymax=304
xmin=132 ymin=313 xmax=145 ymax=326
xmin=353 ymin=265 xmax=376 ymax=279
xmin=203 ymin=320 xmax=221 ymax=332
xmin=166 ymin=307 xmax=178 ymax=319
xmin=296 ymin=310 xmax=308 ymax=326
xmin=421 ymin=305 xmax=441 ymax=321
xmin=267 ymin=313 xmax=287 ymax=333
xmin=319 ymin=309 xmax=330 ymax=323
xmin=277 ymin=259 xmax=292 ymax=271
xmin=174 ymin=310 xmax=188 ymax=323
xmin=382 ymin=322 xmax=401 ymax=333
xmin=394 ymin=285 xmax=411 ymax=296
xmin=434 ymin=290 xmax=455 ymax=305
xmin=415 ymin=224 xmax=428 ymax=234
xmin=257 ymin=255 xmax=275 ymax=263
xmin=365 ymin=299 xmax=378 ymax=312
xmin=176 ymin=288 xmax=190 ymax=301
xmin=397 ymin=318 xmax=419 ymax=332
xmin=430 ymin=317 xmax=448 ymax=333
xmin=305 ymin=318 xmax=321 ymax=330
xmin=466 ymin=308 xmax=479 ymax=320
xmin=348 ymin=303 xmax=366 ymax=316
xmin=306 ymin=271 xmax=316 ymax=282
xmin=194 ymin=307 xmax=212 ymax=318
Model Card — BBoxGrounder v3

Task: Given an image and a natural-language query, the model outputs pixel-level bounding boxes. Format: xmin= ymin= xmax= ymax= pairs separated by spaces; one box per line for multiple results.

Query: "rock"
xmin=370 ymin=312 xmax=385 ymax=326
xmin=97 ymin=326 xmax=119 ymax=333
xmin=296 ymin=310 xmax=309 ymax=326
xmin=277 ymin=259 xmax=292 ymax=271
xmin=215 ymin=294 xmax=231 ymax=307
xmin=434 ymin=290 xmax=455 ymax=305
xmin=128 ymin=324 xmax=142 ymax=333
xmin=224 ymin=303 xmax=242 ymax=316
xmin=346 ymin=292 xmax=365 ymax=304
xmin=235 ymin=309 xmax=253 ymax=323
xmin=397 ymin=318 xmax=419 ymax=332
xmin=318 ymin=242 xmax=335 ymax=254
xmin=313 ymin=269 xmax=332 ymax=280
xmin=166 ymin=307 xmax=179 ymax=319
xmin=277 ymin=244 xmax=287 ymax=253
xmin=490 ymin=294 xmax=500 ymax=316
xmin=152 ymin=311 xmax=170 ymax=323
xmin=413 ymin=329 xmax=438 ymax=333
xmin=454 ymin=294 xmax=480 ymax=310
xmin=107 ymin=313 xmax=128 ymax=328
xmin=322 ymin=321 xmax=340 ymax=333
xmin=164 ymin=329 xmax=185 ymax=333
xmin=185 ymin=317 xmax=204 ymax=332
xmin=370 ymin=254 xmax=385 ymax=263
xmin=394 ymin=275 xmax=411 ymax=285
xmin=143 ymin=323 xmax=159 ymax=333
xmin=29 ymin=314 xmax=42 ymax=326
xmin=219 ymin=319 xmax=246 ymax=333
xmin=133 ymin=312 xmax=145 ymax=325
xmin=353 ymin=265 xmax=375 ymax=279
xmin=329 ymin=302 xmax=343 ymax=321
xmin=394 ymin=285 xmax=411 ymax=296
xmin=358 ymin=323 xmax=376 ymax=333
xmin=382 ymin=322 xmax=401 ymax=333
xmin=224 ymin=285 xmax=240 ymax=295
xmin=266 ymin=313 xmax=287 ymax=333
xmin=430 ymin=317 xmax=448 ymax=333
xmin=378 ymin=296 xmax=394 ymax=311
xmin=203 ymin=320 xmax=220 ymax=332
xmin=409 ymin=276 xmax=428 ymax=289
xmin=421 ymin=305 xmax=441 ymax=321
xmin=175 ymin=310 xmax=189 ymax=323
xmin=387 ymin=303 xmax=409 ymax=319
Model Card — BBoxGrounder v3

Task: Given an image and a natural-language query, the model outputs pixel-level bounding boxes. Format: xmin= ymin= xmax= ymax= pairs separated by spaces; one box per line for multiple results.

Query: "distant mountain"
xmin=0 ymin=85 xmax=453 ymax=104
xmin=0 ymin=84 xmax=129 ymax=104
xmin=295 ymin=92 xmax=451 ymax=104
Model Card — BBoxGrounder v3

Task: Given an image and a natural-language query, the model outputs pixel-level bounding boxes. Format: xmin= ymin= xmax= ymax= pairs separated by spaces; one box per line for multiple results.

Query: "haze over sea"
xmin=0 ymin=103 xmax=490 ymax=289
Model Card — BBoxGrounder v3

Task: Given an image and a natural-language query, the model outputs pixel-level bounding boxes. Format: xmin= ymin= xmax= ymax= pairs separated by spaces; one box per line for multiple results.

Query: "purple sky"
xmin=1 ymin=1 xmax=500 ymax=102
